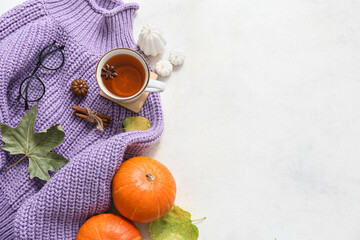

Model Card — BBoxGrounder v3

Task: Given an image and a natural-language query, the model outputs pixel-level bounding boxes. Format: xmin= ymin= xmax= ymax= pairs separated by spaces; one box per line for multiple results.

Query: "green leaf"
xmin=0 ymin=104 xmax=68 ymax=181
xmin=150 ymin=205 xmax=205 ymax=240
xmin=122 ymin=116 xmax=150 ymax=132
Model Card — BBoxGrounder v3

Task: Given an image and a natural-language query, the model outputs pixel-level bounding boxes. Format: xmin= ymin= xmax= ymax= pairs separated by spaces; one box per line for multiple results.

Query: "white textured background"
xmin=2 ymin=0 xmax=360 ymax=239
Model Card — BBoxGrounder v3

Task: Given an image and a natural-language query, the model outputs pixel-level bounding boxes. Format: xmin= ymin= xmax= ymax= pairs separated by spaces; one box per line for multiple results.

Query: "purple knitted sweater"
xmin=0 ymin=0 xmax=163 ymax=239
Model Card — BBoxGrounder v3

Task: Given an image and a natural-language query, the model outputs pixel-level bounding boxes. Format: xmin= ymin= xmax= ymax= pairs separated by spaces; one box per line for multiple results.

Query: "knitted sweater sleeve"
xmin=0 ymin=3 xmax=57 ymax=169
xmin=0 ymin=2 xmax=68 ymax=239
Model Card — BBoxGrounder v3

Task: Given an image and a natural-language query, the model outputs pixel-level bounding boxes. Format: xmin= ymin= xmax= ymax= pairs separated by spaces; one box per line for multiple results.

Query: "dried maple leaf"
xmin=122 ymin=116 xmax=150 ymax=132
xmin=0 ymin=104 xmax=68 ymax=181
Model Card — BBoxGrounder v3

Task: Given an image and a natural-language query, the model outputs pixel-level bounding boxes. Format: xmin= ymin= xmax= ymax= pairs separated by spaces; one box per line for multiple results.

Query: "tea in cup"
xmin=96 ymin=48 xmax=165 ymax=103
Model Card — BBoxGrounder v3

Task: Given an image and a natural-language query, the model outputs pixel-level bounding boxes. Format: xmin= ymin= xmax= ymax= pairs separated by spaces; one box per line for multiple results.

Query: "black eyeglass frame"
xmin=17 ymin=40 xmax=65 ymax=110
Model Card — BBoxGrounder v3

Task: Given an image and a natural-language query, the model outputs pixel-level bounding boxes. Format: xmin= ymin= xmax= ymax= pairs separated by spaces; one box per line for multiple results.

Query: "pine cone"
xmin=71 ymin=79 xmax=88 ymax=97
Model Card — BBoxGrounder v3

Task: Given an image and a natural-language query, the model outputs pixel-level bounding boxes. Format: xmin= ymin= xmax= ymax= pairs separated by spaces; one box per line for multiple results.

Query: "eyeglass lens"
xmin=40 ymin=44 xmax=64 ymax=70
xmin=19 ymin=76 xmax=45 ymax=102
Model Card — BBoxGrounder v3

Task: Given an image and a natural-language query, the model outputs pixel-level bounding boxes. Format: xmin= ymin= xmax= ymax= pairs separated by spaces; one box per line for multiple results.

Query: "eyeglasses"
xmin=17 ymin=41 xmax=65 ymax=110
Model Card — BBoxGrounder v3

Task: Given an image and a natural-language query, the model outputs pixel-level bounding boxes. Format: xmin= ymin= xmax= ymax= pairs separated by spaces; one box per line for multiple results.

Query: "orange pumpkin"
xmin=112 ymin=156 xmax=176 ymax=223
xmin=76 ymin=213 xmax=141 ymax=240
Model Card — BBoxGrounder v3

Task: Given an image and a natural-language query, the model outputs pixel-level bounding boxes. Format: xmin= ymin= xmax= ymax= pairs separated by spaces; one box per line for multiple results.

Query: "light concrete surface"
xmin=2 ymin=1 xmax=360 ymax=239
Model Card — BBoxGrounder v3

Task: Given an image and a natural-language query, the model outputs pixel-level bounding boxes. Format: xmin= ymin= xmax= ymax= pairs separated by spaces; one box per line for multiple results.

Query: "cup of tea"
xmin=95 ymin=48 xmax=166 ymax=103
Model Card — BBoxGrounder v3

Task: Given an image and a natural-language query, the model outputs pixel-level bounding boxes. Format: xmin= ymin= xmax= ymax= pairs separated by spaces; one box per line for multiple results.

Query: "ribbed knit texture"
xmin=0 ymin=0 xmax=164 ymax=239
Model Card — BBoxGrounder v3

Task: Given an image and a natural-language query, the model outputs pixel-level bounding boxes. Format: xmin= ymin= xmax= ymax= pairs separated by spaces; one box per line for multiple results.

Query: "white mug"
xmin=95 ymin=48 xmax=165 ymax=103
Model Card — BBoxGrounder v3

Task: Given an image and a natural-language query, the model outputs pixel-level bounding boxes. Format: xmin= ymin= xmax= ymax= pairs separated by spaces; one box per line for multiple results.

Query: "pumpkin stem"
xmin=146 ymin=173 xmax=155 ymax=182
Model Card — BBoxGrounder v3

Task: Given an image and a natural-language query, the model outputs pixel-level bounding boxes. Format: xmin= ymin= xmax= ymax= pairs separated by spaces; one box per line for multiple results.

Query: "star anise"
xmin=101 ymin=64 xmax=118 ymax=80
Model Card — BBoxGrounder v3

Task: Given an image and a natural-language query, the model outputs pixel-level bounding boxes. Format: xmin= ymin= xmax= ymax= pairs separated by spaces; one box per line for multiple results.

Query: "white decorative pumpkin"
xmin=169 ymin=49 xmax=185 ymax=66
xmin=155 ymin=60 xmax=173 ymax=77
xmin=137 ymin=24 xmax=167 ymax=57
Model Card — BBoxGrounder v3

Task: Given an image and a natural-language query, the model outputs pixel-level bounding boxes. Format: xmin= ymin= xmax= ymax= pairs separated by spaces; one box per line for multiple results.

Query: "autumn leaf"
xmin=122 ymin=116 xmax=150 ymax=132
xmin=149 ymin=205 xmax=205 ymax=240
xmin=0 ymin=104 xmax=68 ymax=181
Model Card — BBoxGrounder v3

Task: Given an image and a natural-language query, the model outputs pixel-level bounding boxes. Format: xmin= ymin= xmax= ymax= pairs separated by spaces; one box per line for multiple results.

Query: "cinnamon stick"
xmin=72 ymin=106 xmax=111 ymax=123
xmin=73 ymin=112 xmax=110 ymax=127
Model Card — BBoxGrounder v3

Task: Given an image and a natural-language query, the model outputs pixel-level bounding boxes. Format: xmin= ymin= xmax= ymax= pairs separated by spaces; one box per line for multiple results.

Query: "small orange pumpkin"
xmin=76 ymin=213 xmax=141 ymax=240
xmin=112 ymin=156 xmax=176 ymax=223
